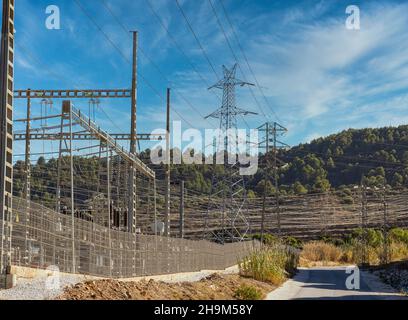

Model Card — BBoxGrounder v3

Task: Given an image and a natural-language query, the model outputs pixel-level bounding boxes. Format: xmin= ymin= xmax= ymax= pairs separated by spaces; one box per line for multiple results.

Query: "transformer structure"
xmin=204 ymin=64 xmax=256 ymax=243
xmin=0 ymin=0 xmax=14 ymax=274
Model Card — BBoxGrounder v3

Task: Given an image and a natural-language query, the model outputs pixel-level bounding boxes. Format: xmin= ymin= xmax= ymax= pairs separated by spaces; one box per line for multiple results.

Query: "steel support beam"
xmin=24 ymin=89 xmax=31 ymax=258
xmin=0 ymin=0 xmax=14 ymax=274
xmin=164 ymin=88 xmax=171 ymax=237
xmin=128 ymin=31 xmax=138 ymax=233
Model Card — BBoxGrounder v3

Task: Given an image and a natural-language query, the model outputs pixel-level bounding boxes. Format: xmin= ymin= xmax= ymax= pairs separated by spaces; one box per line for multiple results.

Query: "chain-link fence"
xmin=6 ymin=197 xmax=258 ymax=278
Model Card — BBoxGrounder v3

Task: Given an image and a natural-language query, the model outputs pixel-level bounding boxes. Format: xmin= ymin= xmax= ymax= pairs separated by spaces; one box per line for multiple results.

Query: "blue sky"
xmin=9 ymin=0 xmax=408 ymax=157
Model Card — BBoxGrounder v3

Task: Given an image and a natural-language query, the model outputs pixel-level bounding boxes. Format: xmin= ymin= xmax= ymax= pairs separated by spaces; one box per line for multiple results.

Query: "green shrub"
xmin=321 ymin=236 xmax=345 ymax=247
xmin=251 ymin=233 xmax=278 ymax=246
xmin=341 ymin=195 xmax=354 ymax=204
xmin=234 ymin=285 xmax=263 ymax=300
xmin=389 ymin=228 xmax=408 ymax=245
xmin=284 ymin=236 xmax=303 ymax=249
xmin=239 ymin=244 xmax=298 ymax=285
xmin=349 ymin=228 xmax=384 ymax=248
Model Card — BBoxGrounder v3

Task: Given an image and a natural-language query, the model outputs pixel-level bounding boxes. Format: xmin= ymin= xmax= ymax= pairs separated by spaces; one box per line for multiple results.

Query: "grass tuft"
xmin=239 ymin=242 xmax=299 ymax=285
xmin=234 ymin=285 xmax=263 ymax=300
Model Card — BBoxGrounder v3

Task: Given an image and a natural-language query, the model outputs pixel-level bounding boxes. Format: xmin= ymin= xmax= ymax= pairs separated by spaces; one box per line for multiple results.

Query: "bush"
xmin=234 ymin=285 xmax=263 ymax=300
xmin=341 ymin=195 xmax=354 ymax=204
xmin=321 ymin=236 xmax=345 ymax=247
xmin=239 ymin=244 xmax=298 ymax=285
xmin=251 ymin=233 xmax=278 ymax=246
xmin=284 ymin=236 xmax=303 ymax=249
xmin=389 ymin=228 xmax=408 ymax=245
xmin=349 ymin=228 xmax=384 ymax=248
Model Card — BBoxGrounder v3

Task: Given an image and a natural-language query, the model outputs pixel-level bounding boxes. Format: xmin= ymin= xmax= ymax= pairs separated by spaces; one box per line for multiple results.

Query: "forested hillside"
xmin=13 ymin=125 xmax=408 ymax=203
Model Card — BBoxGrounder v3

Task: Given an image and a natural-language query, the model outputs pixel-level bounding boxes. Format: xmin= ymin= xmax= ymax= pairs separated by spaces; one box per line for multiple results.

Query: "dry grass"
xmin=300 ymin=239 xmax=408 ymax=267
xmin=389 ymin=242 xmax=408 ymax=262
xmin=301 ymin=241 xmax=343 ymax=263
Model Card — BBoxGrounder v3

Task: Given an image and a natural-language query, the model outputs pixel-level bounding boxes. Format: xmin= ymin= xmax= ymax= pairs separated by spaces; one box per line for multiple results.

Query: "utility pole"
xmin=164 ymin=88 xmax=171 ymax=237
xmin=260 ymin=123 xmax=269 ymax=245
xmin=381 ymin=183 xmax=389 ymax=265
xmin=360 ymin=179 xmax=368 ymax=266
xmin=128 ymin=31 xmax=138 ymax=234
xmin=107 ymin=148 xmax=112 ymax=277
xmin=24 ymin=90 xmax=31 ymax=202
xmin=273 ymin=123 xmax=280 ymax=235
xmin=130 ymin=31 xmax=138 ymax=155
xmin=24 ymin=89 xmax=31 ymax=261
xmin=179 ymin=180 xmax=185 ymax=239
xmin=0 ymin=0 xmax=15 ymax=275
xmin=68 ymin=103 xmax=76 ymax=273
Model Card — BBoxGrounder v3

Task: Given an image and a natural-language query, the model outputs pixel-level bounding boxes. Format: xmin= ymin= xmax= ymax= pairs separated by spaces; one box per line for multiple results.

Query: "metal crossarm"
xmin=13 ymin=132 xmax=165 ymax=141
xmin=14 ymin=89 xmax=131 ymax=99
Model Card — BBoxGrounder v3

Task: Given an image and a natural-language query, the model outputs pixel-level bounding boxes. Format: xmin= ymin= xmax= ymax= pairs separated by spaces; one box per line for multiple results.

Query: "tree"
xmin=312 ymin=177 xmax=331 ymax=193
xmin=255 ymin=180 xmax=275 ymax=196
xmin=247 ymin=190 xmax=256 ymax=199
xmin=392 ymin=172 xmax=403 ymax=187
xmin=293 ymin=181 xmax=308 ymax=194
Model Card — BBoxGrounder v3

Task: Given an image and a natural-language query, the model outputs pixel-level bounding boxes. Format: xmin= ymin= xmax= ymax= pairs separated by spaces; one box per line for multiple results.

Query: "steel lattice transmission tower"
xmin=204 ymin=64 xmax=257 ymax=243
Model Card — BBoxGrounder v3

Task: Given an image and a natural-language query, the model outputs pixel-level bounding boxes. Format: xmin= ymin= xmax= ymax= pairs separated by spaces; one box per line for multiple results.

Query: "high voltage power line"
xmin=217 ymin=0 xmax=283 ymax=125
xmin=99 ymin=0 xmax=218 ymax=130
xmin=207 ymin=0 xmax=268 ymax=122
xmin=144 ymin=0 xmax=223 ymax=103
xmin=174 ymin=0 xmax=220 ymax=80
xmin=173 ymin=0 xmax=255 ymax=130
xmin=74 ymin=0 xmax=196 ymax=128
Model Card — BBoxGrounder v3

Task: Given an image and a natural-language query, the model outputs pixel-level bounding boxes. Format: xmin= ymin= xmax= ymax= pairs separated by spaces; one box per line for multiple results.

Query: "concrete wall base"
xmin=0 ymin=274 xmax=17 ymax=289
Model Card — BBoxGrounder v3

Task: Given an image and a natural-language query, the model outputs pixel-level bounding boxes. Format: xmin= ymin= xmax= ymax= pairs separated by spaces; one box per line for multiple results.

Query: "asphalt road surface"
xmin=267 ymin=266 xmax=406 ymax=300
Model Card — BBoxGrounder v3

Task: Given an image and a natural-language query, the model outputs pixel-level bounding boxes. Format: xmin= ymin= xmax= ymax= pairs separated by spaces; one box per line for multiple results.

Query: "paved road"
xmin=267 ymin=266 xmax=406 ymax=300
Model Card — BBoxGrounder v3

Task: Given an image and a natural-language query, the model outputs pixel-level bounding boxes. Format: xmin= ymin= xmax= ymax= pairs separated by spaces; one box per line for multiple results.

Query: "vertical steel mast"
xmin=0 ymin=0 xmax=14 ymax=273
xmin=128 ymin=31 xmax=138 ymax=233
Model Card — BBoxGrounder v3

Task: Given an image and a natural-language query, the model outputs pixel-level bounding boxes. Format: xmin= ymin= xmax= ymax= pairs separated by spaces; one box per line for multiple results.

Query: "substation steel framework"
xmin=0 ymin=0 xmax=14 ymax=274
xmin=12 ymin=31 xmax=168 ymax=239
xmin=204 ymin=64 xmax=257 ymax=243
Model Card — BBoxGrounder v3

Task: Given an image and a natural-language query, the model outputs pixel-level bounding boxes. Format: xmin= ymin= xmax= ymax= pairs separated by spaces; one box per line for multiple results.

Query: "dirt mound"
xmin=56 ymin=274 xmax=274 ymax=300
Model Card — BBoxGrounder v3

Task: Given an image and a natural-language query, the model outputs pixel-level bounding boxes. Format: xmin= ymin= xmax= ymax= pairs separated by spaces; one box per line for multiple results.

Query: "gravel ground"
xmin=375 ymin=268 xmax=408 ymax=294
xmin=0 ymin=274 xmax=92 ymax=300
xmin=57 ymin=273 xmax=274 ymax=300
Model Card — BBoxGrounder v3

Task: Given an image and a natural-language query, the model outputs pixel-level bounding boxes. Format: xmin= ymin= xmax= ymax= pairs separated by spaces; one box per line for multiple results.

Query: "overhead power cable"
xmin=217 ymin=0 xmax=283 ymax=124
xmin=206 ymin=0 xmax=268 ymax=122
xmin=145 ymin=0 xmax=222 ymax=102
xmin=174 ymin=0 xmax=220 ymax=80
xmin=99 ymin=0 xmax=217 ymax=129
xmin=74 ymin=0 xmax=195 ymax=128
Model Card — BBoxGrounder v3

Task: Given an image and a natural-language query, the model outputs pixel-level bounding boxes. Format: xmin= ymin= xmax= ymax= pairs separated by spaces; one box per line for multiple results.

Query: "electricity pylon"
xmin=204 ymin=64 xmax=257 ymax=243
xmin=258 ymin=122 xmax=288 ymax=241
